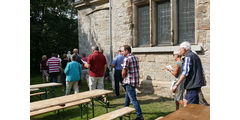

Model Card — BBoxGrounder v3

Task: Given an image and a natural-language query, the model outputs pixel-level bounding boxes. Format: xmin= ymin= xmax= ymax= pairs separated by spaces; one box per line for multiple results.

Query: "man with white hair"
xmin=172 ymin=41 xmax=205 ymax=105
xmin=84 ymin=46 xmax=107 ymax=90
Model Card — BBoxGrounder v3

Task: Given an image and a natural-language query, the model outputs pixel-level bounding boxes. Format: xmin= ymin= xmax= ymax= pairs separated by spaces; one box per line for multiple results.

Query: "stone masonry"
xmin=74 ymin=0 xmax=210 ymax=102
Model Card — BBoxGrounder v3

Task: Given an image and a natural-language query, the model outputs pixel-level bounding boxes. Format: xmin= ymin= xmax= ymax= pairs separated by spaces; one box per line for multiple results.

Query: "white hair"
xmin=180 ymin=41 xmax=191 ymax=50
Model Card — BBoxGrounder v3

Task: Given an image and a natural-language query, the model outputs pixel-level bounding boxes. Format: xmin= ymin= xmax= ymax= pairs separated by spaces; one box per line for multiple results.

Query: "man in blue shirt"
xmin=111 ymin=49 xmax=125 ymax=96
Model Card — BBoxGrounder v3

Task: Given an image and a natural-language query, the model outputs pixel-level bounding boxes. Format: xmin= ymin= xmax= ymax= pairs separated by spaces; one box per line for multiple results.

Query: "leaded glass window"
xmin=137 ymin=4 xmax=150 ymax=46
xmin=156 ymin=0 xmax=171 ymax=45
xmin=178 ymin=0 xmax=195 ymax=44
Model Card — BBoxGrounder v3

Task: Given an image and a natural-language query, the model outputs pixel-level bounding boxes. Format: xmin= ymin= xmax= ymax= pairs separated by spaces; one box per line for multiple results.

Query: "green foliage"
xmin=30 ymin=0 xmax=78 ymax=73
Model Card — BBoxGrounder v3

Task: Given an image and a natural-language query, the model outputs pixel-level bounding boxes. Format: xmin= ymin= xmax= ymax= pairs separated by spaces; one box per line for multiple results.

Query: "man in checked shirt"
xmin=121 ymin=45 xmax=144 ymax=120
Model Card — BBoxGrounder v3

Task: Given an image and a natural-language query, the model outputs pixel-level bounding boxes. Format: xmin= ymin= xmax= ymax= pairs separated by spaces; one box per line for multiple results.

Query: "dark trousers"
xmin=49 ymin=72 xmax=59 ymax=83
xmin=114 ymin=70 xmax=123 ymax=96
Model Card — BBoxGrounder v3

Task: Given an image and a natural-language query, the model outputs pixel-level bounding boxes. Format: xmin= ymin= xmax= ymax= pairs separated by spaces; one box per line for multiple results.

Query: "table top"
xmin=30 ymin=82 xmax=62 ymax=89
xmin=160 ymin=104 xmax=210 ymax=120
xmin=30 ymin=89 xmax=113 ymax=112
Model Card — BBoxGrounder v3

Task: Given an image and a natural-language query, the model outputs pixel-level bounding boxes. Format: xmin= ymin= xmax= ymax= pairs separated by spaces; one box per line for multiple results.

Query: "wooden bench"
xmin=30 ymin=92 xmax=46 ymax=97
xmin=90 ymin=107 xmax=135 ymax=120
xmin=30 ymin=98 xmax=91 ymax=117
xmin=30 ymin=88 xmax=40 ymax=92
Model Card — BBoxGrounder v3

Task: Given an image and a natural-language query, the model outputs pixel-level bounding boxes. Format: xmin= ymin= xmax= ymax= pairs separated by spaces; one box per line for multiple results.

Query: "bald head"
xmin=73 ymin=48 xmax=78 ymax=54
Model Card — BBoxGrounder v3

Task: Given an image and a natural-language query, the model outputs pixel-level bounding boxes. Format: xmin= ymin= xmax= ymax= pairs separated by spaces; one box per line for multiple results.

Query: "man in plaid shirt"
xmin=121 ymin=45 xmax=144 ymax=120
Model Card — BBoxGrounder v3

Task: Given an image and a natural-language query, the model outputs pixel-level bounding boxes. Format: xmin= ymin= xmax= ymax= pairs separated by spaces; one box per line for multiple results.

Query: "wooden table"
xmin=160 ymin=104 xmax=210 ymax=120
xmin=31 ymin=89 xmax=113 ymax=117
xmin=30 ymin=82 xmax=62 ymax=99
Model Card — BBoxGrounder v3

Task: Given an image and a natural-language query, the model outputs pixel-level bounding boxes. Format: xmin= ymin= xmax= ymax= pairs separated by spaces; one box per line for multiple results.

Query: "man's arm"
xmin=104 ymin=64 xmax=108 ymax=75
xmin=122 ymin=68 xmax=127 ymax=78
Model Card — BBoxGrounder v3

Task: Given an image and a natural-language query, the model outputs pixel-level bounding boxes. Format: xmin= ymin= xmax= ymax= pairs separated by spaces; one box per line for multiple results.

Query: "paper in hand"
xmin=166 ymin=65 xmax=173 ymax=71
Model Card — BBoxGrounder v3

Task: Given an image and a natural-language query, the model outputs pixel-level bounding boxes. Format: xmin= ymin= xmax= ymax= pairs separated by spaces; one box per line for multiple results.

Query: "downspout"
xmin=109 ymin=0 xmax=113 ymax=71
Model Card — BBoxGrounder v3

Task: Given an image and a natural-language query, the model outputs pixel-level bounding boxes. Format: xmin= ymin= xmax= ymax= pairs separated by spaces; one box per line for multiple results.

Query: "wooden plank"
xmin=30 ymin=82 xmax=62 ymax=89
xmin=30 ymin=92 xmax=46 ymax=97
xmin=31 ymin=89 xmax=112 ymax=112
xmin=90 ymin=107 xmax=135 ymax=120
xmin=30 ymin=88 xmax=39 ymax=92
xmin=160 ymin=104 xmax=210 ymax=120
xmin=31 ymin=99 xmax=91 ymax=117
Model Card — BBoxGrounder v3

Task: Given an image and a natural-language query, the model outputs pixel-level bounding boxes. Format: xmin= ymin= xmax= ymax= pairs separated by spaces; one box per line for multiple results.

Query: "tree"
xmin=30 ymin=0 xmax=78 ymax=74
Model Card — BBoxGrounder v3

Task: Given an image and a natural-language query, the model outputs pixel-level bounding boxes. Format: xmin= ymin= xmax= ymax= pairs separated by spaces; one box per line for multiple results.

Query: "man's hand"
xmin=172 ymin=85 xmax=177 ymax=93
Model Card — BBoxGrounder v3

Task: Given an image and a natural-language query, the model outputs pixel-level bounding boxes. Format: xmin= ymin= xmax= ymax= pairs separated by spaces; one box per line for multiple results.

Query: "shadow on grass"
xmin=108 ymin=93 xmax=173 ymax=108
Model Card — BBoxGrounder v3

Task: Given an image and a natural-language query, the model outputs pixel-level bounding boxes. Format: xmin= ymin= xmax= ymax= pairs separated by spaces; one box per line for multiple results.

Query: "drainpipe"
xmin=109 ymin=0 xmax=113 ymax=71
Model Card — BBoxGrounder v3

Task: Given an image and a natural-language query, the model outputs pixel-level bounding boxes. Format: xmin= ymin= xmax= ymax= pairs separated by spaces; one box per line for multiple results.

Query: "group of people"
xmin=166 ymin=41 xmax=209 ymax=111
xmin=40 ymin=48 xmax=86 ymax=94
xmin=40 ymin=47 xmax=109 ymax=95
xmin=39 ymin=41 xmax=208 ymax=120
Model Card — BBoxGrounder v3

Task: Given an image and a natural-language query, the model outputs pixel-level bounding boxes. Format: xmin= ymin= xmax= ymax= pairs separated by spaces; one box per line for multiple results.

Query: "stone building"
xmin=74 ymin=0 xmax=210 ymax=102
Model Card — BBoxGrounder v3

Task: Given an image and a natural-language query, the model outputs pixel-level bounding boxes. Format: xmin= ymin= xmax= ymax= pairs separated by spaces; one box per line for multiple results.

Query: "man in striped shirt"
xmin=121 ymin=45 xmax=144 ymax=120
xmin=47 ymin=53 xmax=61 ymax=83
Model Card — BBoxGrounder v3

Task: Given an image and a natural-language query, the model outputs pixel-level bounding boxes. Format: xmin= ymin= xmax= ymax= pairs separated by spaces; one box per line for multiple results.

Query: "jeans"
xmin=124 ymin=84 xmax=143 ymax=118
xmin=114 ymin=70 xmax=123 ymax=96
xmin=49 ymin=72 xmax=59 ymax=83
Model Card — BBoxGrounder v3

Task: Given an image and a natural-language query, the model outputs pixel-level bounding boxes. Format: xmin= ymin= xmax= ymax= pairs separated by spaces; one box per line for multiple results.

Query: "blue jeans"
xmin=124 ymin=84 xmax=143 ymax=118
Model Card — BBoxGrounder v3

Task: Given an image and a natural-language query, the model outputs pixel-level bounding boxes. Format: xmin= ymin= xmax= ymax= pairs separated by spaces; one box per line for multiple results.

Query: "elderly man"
xmin=84 ymin=46 xmax=107 ymax=90
xmin=121 ymin=45 xmax=144 ymax=120
xmin=72 ymin=48 xmax=83 ymax=64
xmin=172 ymin=41 xmax=205 ymax=105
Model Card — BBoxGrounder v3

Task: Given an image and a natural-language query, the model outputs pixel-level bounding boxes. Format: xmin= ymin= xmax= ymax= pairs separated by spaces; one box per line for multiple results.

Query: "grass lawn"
xmin=30 ymin=74 xmax=176 ymax=120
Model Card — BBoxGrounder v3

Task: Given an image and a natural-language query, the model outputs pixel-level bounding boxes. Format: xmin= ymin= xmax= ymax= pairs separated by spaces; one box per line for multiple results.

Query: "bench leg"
xmin=57 ymin=110 xmax=60 ymax=118
xmin=45 ymin=88 xmax=48 ymax=99
xmin=80 ymin=104 xmax=83 ymax=119
xmin=105 ymin=96 xmax=109 ymax=113
xmin=91 ymin=98 xmax=94 ymax=118
xmin=86 ymin=103 xmax=89 ymax=120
